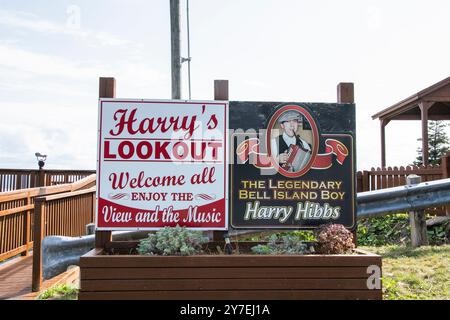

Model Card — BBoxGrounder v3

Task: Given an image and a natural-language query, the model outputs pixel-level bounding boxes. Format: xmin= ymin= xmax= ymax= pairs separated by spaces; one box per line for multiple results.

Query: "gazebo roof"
xmin=372 ymin=77 xmax=450 ymax=121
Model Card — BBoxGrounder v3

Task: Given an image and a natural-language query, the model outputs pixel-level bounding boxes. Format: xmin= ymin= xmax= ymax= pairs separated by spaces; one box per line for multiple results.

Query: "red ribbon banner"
xmin=236 ymin=138 xmax=349 ymax=170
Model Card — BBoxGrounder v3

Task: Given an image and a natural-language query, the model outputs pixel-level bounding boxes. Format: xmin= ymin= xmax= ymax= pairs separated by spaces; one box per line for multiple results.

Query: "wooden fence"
xmin=32 ymin=186 xmax=96 ymax=291
xmin=356 ymin=165 xmax=443 ymax=192
xmin=0 ymin=169 xmax=95 ymax=192
xmin=356 ymin=154 xmax=450 ymax=216
xmin=0 ymin=175 xmax=96 ymax=263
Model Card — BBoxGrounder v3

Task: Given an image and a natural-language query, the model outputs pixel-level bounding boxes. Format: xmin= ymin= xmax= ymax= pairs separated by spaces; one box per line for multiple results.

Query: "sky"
xmin=0 ymin=0 xmax=449 ymax=170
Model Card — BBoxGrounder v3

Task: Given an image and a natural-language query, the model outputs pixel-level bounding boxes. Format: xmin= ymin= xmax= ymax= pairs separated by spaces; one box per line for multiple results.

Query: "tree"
xmin=414 ymin=120 xmax=450 ymax=166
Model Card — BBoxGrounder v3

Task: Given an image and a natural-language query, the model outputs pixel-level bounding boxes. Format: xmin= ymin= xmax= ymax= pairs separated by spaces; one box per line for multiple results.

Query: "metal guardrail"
xmin=357 ymin=177 xmax=450 ymax=219
xmin=42 ymin=231 xmax=149 ymax=279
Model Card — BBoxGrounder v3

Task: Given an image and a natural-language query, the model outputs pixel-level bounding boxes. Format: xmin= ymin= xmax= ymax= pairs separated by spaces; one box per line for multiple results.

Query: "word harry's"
xmin=110 ymin=108 xmax=218 ymax=139
xmin=244 ymin=200 xmax=341 ymax=223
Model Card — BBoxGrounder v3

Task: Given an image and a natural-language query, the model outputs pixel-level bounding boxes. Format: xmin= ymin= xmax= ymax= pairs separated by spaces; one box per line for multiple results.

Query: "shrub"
xmin=137 ymin=225 xmax=209 ymax=256
xmin=427 ymin=220 xmax=450 ymax=245
xmin=357 ymin=214 xmax=410 ymax=246
xmin=37 ymin=284 xmax=78 ymax=300
xmin=251 ymin=234 xmax=310 ymax=255
xmin=315 ymin=224 xmax=355 ymax=254
xmin=357 ymin=213 xmax=449 ymax=246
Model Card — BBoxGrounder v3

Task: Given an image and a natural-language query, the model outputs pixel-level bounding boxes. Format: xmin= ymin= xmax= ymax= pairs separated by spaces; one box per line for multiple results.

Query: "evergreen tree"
xmin=414 ymin=120 xmax=450 ymax=166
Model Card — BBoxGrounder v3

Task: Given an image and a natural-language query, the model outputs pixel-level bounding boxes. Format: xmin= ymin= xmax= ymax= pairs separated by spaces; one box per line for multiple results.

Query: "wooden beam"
xmin=214 ymin=80 xmax=229 ymax=101
xmin=211 ymin=80 xmax=229 ymax=242
xmin=22 ymin=195 xmax=31 ymax=257
xmin=99 ymin=77 xmax=115 ymax=99
xmin=380 ymin=119 xmax=389 ymax=168
xmin=337 ymin=83 xmax=354 ymax=104
xmin=0 ymin=204 xmax=34 ymax=217
xmin=392 ymin=114 xmax=450 ymax=120
xmin=377 ymin=104 xmax=419 ymax=122
xmin=38 ymin=169 xmax=45 ymax=187
xmin=419 ymin=102 xmax=432 ymax=166
xmin=392 ymin=114 xmax=450 ymax=121
xmin=337 ymin=82 xmax=357 ymax=246
xmin=422 ymin=97 xmax=450 ymax=102
xmin=32 ymin=199 xmax=45 ymax=292
xmin=0 ymin=245 xmax=28 ymax=262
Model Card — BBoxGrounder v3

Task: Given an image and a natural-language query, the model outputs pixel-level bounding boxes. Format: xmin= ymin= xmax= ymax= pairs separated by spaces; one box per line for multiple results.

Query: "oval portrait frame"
xmin=266 ymin=104 xmax=319 ymax=178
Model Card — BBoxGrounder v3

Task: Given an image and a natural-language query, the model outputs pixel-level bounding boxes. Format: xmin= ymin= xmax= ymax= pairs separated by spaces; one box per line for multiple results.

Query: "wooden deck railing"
xmin=0 ymin=169 xmax=95 ymax=192
xmin=0 ymin=174 xmax=96 ymax=263
xmin=32 ymin=186 xmax=96 ymax=291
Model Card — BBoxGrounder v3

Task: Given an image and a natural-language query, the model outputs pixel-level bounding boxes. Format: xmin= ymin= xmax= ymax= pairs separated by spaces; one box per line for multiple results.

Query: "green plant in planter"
xmin=251 ymin=234 xmax=309 ymax=255
xmin=137 ymin=225 xmax=209 ymax=256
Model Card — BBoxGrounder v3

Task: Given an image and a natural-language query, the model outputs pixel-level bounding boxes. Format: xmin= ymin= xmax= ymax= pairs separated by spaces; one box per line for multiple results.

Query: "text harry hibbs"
xmin=244 ymin=200 xmax=341 ymax=222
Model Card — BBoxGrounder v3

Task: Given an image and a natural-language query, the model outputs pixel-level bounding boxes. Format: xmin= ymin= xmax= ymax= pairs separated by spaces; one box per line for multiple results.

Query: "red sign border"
xmin=96 ymin=99 xmax=228 ymax=231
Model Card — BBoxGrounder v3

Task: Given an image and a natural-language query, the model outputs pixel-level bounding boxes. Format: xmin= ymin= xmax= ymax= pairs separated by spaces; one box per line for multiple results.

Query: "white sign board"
xmin=96 ymin=99 xmax=228 ymax=230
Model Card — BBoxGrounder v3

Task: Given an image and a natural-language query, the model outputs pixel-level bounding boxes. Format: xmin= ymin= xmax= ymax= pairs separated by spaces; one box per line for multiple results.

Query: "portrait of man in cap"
xmin=270 ymin=110 xmax=312 ymax=172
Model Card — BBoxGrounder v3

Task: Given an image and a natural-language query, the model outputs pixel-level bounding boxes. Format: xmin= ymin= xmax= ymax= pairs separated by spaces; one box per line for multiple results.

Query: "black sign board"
xmin=229 ymin=101 xmax=356 ymax=230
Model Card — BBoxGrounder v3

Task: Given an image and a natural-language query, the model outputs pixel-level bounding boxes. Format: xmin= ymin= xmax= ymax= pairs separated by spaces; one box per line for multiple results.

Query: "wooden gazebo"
xmin=372 ymin=77 xmax=450 ymax=167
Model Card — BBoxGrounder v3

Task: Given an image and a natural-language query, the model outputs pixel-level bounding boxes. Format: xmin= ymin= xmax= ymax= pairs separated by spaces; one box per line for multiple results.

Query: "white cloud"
xmin=0 ymin=43 xmax=168 ymax=96
xmin=0 ymin=101 xmax=97 ymax=169
xmin=0 ymin=9 xmax=129 ymax=47
xmin=0 ymin=44 xmax=104 ymax=78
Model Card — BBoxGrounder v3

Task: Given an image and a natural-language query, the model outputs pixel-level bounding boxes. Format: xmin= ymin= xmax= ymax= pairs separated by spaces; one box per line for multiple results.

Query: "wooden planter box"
xmin=79 ymin=243 xmax=382 ymax=300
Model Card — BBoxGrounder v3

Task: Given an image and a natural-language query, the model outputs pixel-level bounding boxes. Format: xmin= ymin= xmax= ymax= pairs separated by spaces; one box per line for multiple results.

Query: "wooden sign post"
xmin=212 ymin=79 xmax=228 ymax=241
xmin=95 ymin=77 xmax=114 ymax=248
xmin=337 ymin=82 xmax=357 ymax=246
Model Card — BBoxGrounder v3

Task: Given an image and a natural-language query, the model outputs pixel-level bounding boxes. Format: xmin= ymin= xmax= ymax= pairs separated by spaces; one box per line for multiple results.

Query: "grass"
xmin=361 ymin=245 xmax=450 ymax=300
xmin=37 ymin=284 xmax=79 ymax=300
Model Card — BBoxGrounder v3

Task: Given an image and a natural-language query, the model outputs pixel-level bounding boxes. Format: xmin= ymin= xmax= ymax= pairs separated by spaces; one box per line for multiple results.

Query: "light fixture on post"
xmin=35 ymin=152 xmax=47 ymax=170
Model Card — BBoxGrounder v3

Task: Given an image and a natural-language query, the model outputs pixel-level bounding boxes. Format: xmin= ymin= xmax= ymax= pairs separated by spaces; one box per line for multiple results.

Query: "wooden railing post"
xmin=362 ymin=170 xmax=370 ymax=192
xmin=38 ymin=169 xmax=45 ymax=188
xmin=356 ymin=171 xmax=362 ymax=192
xmin=91 ymin=192 xmax=96 ymax=223
xmin=407 ymin=175 xmax=429 ymax=247
xmin=21 ymin=195 xmax=31 ymax=257
xmin=16 ymin=173 xmax=21 ymax=190
xmin=441 ymin=152 xmax=450 ymax=217
xmin=32 ymin=197 xmax=45 ymax=292
xmin=95 ymin=77 xmax=115 ymax=249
